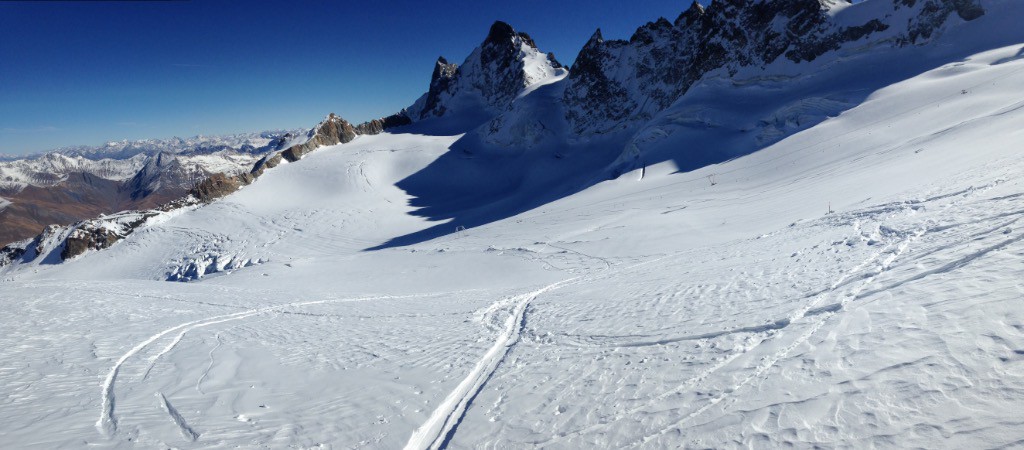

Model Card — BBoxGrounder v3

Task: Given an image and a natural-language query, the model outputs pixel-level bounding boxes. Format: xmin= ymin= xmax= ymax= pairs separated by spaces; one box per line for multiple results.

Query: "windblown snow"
xmin=3 ymin=3 xmax=1024 ymax=450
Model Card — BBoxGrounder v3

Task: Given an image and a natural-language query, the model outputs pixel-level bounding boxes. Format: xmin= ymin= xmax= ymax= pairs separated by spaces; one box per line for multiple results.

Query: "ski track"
xmin=195 ymin=332 xmax=223 ymax=395
xmin=628 ymin=181 xmax=1004 ymax=446
xmin=81 ymin=171 xmax=1023 ymax=443
xmin=539 ymin=181 xmax=1007 ymax=447
xmin=403 ymin=280 xmax=576 ymax=450
xmin=96 ymin=290 xmax=470 ymax=438
xmin=538 ymin=224 xmax=901 ymax=446
xmin=157 ymin=392 xmax=199 ymax=442
xmin=405 ymin=254 xmax=675 ymax=450
xmin=631 ymin=228 xmax=924 ymax=447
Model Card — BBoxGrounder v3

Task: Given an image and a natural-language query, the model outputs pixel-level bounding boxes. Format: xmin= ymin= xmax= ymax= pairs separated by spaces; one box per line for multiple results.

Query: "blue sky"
xmin=0 ymin=0 xmax=708 ymax=156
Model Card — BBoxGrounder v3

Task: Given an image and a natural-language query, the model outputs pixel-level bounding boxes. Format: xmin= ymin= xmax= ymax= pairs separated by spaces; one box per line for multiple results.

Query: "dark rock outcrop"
xmin=281 ymin=113 xmax=357 ymax=162
xmin=898 ymin=0 xmax=985 ymax=44
xmin=61 ymin=216 xmax=146 ymax=260
xmin=249 ymin=152 xmax=284 ymax=178
xmin=0 ymin=243 xmax=25 ymax=266
xmin=353 ymin=111 xmax=413 ymax=135
xmin=189 ymin=172 xmax=254 ymax=203
xmin=419 ymin=57 xmax=460 ymax=120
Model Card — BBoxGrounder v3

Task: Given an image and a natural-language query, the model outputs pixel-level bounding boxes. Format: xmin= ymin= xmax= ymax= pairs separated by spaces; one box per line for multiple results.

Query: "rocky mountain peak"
xmin=431 ymin=56 xmax=458 ymax=84
xmin=675 ymin=1 xmax=707 ymax=27
xmin=563 ymin=0 xmax=984 ymax=135
xmin=406 ymin=21 xmax=567 ymax=123
xmin=485 ymin=20 xmax=537 ymax=49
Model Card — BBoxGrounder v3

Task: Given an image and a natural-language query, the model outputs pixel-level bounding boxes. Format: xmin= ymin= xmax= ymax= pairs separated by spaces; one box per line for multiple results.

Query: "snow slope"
xmin=3 ymin=4 xmax=1024 ymax=450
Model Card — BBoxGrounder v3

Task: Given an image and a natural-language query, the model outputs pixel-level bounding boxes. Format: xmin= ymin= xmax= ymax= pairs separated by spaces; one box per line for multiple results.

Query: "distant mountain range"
xmin=0 ymin=131 xmax=304 ymax=245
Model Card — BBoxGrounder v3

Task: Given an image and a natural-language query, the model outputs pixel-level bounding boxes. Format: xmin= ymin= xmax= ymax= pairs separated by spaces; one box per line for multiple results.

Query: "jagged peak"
xmin=403 ymin=18 xmax=566 ymax=126
xmin=630 ymin=17 xmax=674 ymax=44
xmin=486 ymin=21 xmax=516 ymax=44
xmin=586 ymin=28 xmax=604 ymax=46
xmin=484 ymin=20 xmax=537 ymax=49
xmin=430 ymin=56 xmax=458 ymax=87
xmin=675 ymin=1 xmax=706 ymax=27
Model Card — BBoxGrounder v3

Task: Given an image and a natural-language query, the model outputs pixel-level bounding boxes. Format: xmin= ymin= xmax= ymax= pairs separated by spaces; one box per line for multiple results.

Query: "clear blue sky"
xmin=0 ymin=0 xmax=708 ymax=156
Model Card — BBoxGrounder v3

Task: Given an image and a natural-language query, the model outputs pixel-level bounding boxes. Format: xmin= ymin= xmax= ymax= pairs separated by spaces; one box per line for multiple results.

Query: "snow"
xmin=2 ymin=6 xmax=1024 ymax=450
xmin=0 ymin=130 xmax=300 ymax=191
xmin=0 ymin=153 xmax=148 ymax=190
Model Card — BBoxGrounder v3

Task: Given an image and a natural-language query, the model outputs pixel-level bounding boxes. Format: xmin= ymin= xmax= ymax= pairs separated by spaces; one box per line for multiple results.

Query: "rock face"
xmin=60 ymin=214 xmax=150 ymax=260
xmin=0 ymin=243 xmax=25 ymax=267
xmin=188 ymin=172 xmax=254 ymax=203
xmin=249 ymin=152 xmax=283 ymax=178
xmin=277 ymin=111 xmax=413 ymax=163
xmin=563 ymin=0 xmax=984 ymax=135
xmin=281 ymin=113 xmax=358 ymax=162
xmin=353 ymin=112 xmax=413 ymax=135
xmin=417 ymin=57 xmax=460 ymax=120
xmin=899 ymin=0 xmax=986 ymax=44
xmin=405 ymin=21 xmax=567 ymax=121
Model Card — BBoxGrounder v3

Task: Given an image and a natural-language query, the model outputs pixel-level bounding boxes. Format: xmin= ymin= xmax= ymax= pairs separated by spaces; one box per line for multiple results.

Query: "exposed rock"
xmin=418 ymin=57 xmax=460 ymax=120
xmin=0 ymin=242 xmax=26 ymax=266
xmin=34 ymin=224 xmax=62 ymax=256
xmin=406 ymin=21 xmax=566 ymax=122
xmin=250 ymin=152 xmax=284 ymax=177
xmin=60 ymin=213 xmax=154 ymax=260
xmin=899 ymin=0 xmax=985 ymax=44
xmin=282 ymin=113 xmax=357 ymax=162
xmin=563 ymin=0 xmax=983 ymax=135
xmin=189 ymin=172 xmax=254 ymax=203
xmin=353 ymin=111 xmax=413 ymax=135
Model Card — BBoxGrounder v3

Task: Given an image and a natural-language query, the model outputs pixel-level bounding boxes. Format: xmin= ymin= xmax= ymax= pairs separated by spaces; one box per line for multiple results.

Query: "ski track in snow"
xmin=403 ymin=281 xmax=574 ymax=450
xmin=536 ymin=179 xmax=1010 ymax=447
xmin=157 ymin=392 xmax=199 ymax=442
xmin=627 ymin=180 xmax=1007 ymax=446
xmin=90 ymin=179 xmax=1018 ymax=446
xmin=537 ymin=221 xmax=903 ymax=446
xmin=96 ymin=290 xmax=472 ymax=438
xmin=405 ymin=254 xmax=675 ymax=450
xmin=195 ymin=332 xmax=223 ymax=395
xmin=632 ymin=229 xmax=925 ymax=447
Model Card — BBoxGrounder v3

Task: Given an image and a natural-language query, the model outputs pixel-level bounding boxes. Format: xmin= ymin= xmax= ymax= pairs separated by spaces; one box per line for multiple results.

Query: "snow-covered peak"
xmin=562 ymin=0 xmax=986 ymax=136
xmin=406 ymin=21 xmax=568 ymax=126
xmin=21 ymin=129 xmax=303 ymax=162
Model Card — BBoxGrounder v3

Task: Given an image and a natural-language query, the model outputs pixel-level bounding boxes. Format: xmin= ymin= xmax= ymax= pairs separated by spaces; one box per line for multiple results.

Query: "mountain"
xmin=3 ymin=1 xmax=1024 ymax=447
xmin=0 ymin=130 xmax=301 ymax=245
xmin=405 ymin=21 xmax=567 ymax=132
